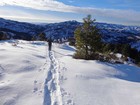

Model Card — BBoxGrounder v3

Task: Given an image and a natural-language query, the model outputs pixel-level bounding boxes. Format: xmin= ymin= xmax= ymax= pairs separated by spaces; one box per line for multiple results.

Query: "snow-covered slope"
xmin=59 ymin=56 xmax=140 ymax=105
xmin=43 ymin=21 xmax=80 ymax=39
xmin=0 ymin=40 xmax=47 ymax=105
xmin=0 ymin=18 xmax=45 ymax=40
xmin=1 ymin=18 xmax=140 ymax=44
xmin=43 ymin=21 xmax=140 ymax=43
xmin=54 ymin=43 xmax=140 ymax=105
xmin=1 ymin=40 xmax=140 ymax=105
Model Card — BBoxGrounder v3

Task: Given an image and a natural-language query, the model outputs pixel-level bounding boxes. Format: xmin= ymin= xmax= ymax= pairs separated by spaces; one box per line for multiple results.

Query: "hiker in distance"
xmin=47 ymin=36 xmax=53 ymax=51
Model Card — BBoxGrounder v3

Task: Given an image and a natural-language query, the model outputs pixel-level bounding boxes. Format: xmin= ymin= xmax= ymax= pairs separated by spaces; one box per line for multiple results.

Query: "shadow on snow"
xmin=101 ymin=62 xmax=140 ymax=83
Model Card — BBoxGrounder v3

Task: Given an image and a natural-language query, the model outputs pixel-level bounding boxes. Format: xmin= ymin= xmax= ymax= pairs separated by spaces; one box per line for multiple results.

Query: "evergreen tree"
xmin=103 ymin=43 xmax=112 ymax=53
xmin=68 ymin=37 xmax=75 ymax=46
xmin=121 ymin=44 xmax=131 ymax=57
xmin=31 ymin=35 xmax=37 ymax=41
xmin=39 ymin=33 xmax=46 ymax=41
xmin=74 ymin=15 xmax=102 ymax=59
xmin=0 ymin=31 xmax=8 ymax=40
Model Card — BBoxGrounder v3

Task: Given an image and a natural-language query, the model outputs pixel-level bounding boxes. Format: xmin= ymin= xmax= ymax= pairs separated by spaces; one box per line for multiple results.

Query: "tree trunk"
xmin=85 ymin=45 xmax=88 ymax=59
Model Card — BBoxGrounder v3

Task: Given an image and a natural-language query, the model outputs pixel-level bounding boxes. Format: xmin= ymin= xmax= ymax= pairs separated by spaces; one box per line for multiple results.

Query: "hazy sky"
xmin=0 ymin=0 xmax=140 ymax=25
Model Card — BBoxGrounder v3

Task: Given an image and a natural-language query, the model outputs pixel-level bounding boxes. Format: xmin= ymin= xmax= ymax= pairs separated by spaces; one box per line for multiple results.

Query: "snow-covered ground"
xmin=0 ymin=40 xmax=140 ymax=105
xmin=0 ymin=40 xmax=48 ymax=105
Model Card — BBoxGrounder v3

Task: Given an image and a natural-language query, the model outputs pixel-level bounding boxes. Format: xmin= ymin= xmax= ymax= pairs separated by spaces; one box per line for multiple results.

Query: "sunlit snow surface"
xmin=0 ymin=40 xmax=140 ymax=105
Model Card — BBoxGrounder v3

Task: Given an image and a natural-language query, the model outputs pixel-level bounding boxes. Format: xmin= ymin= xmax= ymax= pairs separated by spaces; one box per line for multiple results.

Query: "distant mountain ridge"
xmin=0 ymin=18 xmax=45 ymax=40
xmin=0 ymin=18 xmax=140 ymax=45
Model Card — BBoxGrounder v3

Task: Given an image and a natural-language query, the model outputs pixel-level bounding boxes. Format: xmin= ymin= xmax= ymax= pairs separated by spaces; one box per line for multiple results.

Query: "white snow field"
xmin=0 ymin=40 xmax=140 ymax=105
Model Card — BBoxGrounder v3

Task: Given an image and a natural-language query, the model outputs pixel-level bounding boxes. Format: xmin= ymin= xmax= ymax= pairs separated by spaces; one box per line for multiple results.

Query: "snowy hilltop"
xmin=0 ymin=40 xmax=140 ymax=105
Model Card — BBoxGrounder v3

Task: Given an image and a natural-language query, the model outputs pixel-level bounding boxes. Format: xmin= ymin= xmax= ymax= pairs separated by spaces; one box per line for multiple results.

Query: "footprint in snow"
xmin=33 ymin=87 xmax=38 ymax=92
xmin=33 ymin=80 xmax=38 ymax=92
xmin=34 ymin=80 xmax=37 ymax=84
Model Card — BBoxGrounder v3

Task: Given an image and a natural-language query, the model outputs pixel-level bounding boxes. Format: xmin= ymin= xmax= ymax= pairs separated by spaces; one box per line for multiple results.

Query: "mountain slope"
xmin=0 ymin=18 xmax=45 ymax=40
xmin=1 ymin=40 xmax=140 ymax=105
xmin=0 ymin=18 xmax=140 ymax=44
xmin=44 ymin=21 xmax=140 ymax=43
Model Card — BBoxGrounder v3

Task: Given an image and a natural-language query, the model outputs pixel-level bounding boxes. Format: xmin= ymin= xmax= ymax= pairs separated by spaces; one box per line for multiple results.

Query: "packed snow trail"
xmin=44 ymin=51 xmax=62 ymax=105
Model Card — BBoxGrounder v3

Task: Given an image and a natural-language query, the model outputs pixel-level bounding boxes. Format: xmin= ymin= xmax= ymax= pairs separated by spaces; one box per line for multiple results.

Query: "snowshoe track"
xmin=44 ymin=51 xmax=62 ymax=105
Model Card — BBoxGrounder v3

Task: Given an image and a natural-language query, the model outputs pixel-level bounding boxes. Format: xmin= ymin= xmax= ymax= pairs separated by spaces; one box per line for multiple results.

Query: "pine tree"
xmin=121 ymin=44 xmax=131 ymax=57
xmin=0 ymin=31 xmax=8 ymax=40
xmin=31 ymin=35 xmax=37 ymax=41
xmin=39 ymin=33 xmax=46 ymax=41
xmin=103 ymin=43 xmax=112 ymax=53
xmin=74 ymin=15 xmax=102 ymax=59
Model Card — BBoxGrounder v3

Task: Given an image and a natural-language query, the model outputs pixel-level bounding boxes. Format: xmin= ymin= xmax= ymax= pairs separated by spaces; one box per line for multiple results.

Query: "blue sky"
xmin=0 ymin=0 xmax=140 ymax=25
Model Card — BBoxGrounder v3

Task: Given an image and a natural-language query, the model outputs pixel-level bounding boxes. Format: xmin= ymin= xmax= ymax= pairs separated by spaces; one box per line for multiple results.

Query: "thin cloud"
xmin=0 ymin=8 xmax=67 ymax=23
xmin=0 ymin=0 xmax=140 ymax=24
xmin=68 ymin=0 xmax=75 ymax=3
